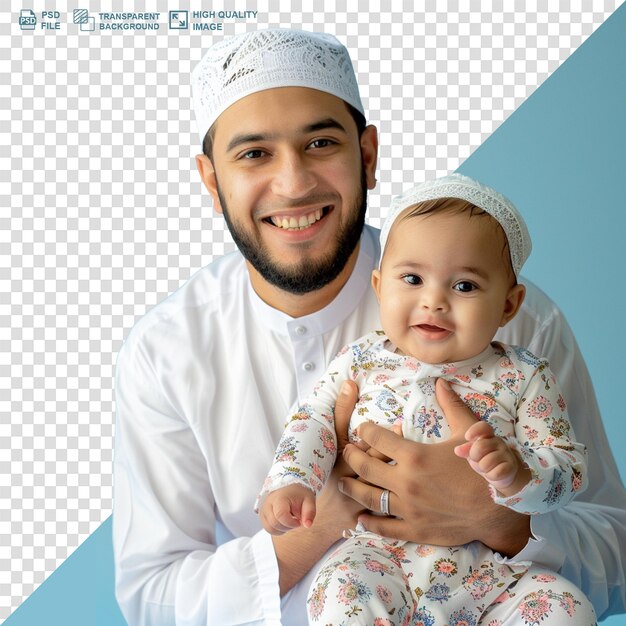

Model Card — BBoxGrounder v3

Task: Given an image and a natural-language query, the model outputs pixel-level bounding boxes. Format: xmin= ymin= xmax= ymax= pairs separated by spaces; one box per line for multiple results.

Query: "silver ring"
xmin=379 ymin=489 xmax=390 ymax=516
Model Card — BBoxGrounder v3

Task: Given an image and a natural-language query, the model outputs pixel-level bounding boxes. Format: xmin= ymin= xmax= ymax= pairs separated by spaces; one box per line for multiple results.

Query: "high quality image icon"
xmin=169 ymin=10 xmax=188 ymax=29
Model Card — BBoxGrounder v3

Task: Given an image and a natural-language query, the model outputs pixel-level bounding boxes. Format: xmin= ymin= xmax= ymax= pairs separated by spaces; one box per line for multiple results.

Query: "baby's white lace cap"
xmin=379 ymin=173 xmax=532 ymax=275
xmin=191 ymin=28 xmax=364 ymax=145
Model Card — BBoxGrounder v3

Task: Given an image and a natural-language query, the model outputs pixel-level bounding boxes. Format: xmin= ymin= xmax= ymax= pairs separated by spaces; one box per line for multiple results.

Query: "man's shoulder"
xmin=518 ymin=278 xmax=560 ymax=321
xmin=499 ymin=278 xmax=560 ymax=340
xmin=123 ymin=251 xmax=247 ymax=348
xmin=497 ymin=277 xmax=575 ymax=358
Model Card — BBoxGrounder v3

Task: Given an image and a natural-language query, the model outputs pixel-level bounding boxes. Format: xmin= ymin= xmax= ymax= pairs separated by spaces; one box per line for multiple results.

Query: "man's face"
xmin=197 ymin=87 xmax=377 ymax=295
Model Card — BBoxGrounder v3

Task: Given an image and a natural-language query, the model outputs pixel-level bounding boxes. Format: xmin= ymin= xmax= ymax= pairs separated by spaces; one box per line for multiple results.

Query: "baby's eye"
xmin=402 ymin=274 xmax=422 ymax=286
xmin=453 ymin=281 xmax=477 ymax=293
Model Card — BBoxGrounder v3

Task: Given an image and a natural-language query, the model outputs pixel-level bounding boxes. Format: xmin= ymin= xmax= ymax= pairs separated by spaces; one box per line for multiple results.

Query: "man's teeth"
xmin=270 ymin=208 xmax=324 ymax=230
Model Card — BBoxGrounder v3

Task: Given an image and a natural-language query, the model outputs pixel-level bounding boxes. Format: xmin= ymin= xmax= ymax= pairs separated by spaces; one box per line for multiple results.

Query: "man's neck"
xmin=247 ymin=244 xmax=361 ymax=318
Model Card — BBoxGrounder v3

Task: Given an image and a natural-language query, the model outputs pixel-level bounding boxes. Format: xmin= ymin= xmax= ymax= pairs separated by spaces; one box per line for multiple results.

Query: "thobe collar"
xmin=247 ymin=226 xmax=379 ymax=338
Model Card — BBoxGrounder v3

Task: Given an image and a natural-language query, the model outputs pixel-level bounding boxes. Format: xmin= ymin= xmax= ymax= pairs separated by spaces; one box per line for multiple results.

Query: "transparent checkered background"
xmin=0 ymin=0 xmax=619 ymax=619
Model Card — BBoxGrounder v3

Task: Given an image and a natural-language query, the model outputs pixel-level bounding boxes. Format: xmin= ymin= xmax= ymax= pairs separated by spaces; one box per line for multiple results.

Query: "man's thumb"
xmin=435 ymin=378 xmax=479 ymax=436
xmin=335 ymin=380 xmax=358 ymax=452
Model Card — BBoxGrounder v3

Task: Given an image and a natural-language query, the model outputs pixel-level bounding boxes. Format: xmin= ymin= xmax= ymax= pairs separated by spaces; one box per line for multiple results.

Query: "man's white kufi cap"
xmin=380 ymin=173 xmax=532 ymax=275
xmin=191 ymin=28 xmax=364 ymax=144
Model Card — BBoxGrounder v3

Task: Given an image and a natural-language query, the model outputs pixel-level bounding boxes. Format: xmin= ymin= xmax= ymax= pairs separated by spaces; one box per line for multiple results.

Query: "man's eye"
xmin=308 ymin=138 xmax=334 ymax=149
xmin=454 ymin=281 xmax=477 ymax=293
xmin=402 ymin=274 xmax=422 ymax=286
xmin=242 ymin=149 xmax=265 ymax=159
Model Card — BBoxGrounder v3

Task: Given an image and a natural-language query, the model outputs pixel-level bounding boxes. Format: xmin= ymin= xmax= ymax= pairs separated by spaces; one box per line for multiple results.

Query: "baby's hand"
xmin=454 ymin=420 xmax=531 ymax=496
xmin=259 ymin=484 xmax=316 ymax=535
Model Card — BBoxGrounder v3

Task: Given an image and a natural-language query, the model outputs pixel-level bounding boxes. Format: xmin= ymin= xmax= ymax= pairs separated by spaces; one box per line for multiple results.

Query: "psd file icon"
xmin=19 ymin=9 xmax=37 ymax=30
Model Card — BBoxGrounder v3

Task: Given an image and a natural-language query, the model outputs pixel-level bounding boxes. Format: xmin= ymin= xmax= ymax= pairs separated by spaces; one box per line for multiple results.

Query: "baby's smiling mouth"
xmin=413 ymin=323 xmax=452 ymax=339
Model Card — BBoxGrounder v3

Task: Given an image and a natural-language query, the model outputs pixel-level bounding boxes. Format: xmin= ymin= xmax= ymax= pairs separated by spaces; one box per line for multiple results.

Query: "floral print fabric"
xmin=308 ymin=533 xmax=526 ymax=625
xmin=257 ymin=332 xmax=590 ymax=623
xmin=258 ymin=332 xmax=587 ymax=515
xmin=308 ymin=534 xmax=596 ymax=625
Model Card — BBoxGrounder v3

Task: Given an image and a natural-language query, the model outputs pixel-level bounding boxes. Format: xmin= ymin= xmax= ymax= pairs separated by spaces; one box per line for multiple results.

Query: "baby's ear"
xmin=371 ymin=269 xmax=382 ymax=302
xmin=500 ymin=283 xmax=526 ymax=326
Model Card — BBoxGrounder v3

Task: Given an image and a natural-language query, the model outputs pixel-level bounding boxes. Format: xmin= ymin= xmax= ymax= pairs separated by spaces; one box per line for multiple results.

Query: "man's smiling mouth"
xmin=265 ymin=206 xmax=332 ymax=231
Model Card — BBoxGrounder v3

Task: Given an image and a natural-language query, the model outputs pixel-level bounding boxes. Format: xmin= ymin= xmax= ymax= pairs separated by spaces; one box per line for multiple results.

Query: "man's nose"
xmin=270 ymin=151 xmax=317 ymax=199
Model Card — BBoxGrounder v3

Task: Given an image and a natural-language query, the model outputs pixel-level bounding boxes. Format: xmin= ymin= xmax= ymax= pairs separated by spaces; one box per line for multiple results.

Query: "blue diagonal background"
xmin=6 ymin=4 xmax=626 ymax=624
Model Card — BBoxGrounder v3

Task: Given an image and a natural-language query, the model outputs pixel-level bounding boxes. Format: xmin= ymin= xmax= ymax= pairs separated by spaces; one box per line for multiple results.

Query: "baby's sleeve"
xmin=492 ymin=351 xmax=588 ymax=515
xmin=255 ymin=342 xmax=357 ymax=511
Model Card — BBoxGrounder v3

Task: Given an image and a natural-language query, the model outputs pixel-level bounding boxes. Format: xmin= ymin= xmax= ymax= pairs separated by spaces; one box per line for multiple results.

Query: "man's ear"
xmin=360 ymin=125 xmax=378 ymax=190
xmin=195 ymin=154 xmax=223 ymax=214
xmin=371 ymin=268 xmax=382 ymax=303
xmin=500 ymin=283 xmax=526 ymax=327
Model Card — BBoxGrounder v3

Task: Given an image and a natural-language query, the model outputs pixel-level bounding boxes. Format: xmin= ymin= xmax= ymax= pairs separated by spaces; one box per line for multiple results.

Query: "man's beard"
xmin=218 ymin=173 xmax=368 ymax=295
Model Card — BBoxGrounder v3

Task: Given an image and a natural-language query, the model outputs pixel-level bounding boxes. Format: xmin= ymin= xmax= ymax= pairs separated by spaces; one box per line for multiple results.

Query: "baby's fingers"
xmin=259 ymin=506 xmax=290 ymax=535
xmin=273 ymin=499 xmax=305 ymax=531
xmin=454 ymin=441 xmax=473 ymax=459
xmin=464 ymin=420 xmax=495 ymax=442
xmin=300 ymin=495 xmax=317 ymax=529
xmin=467 ymin=435 xmax=503 ymax=463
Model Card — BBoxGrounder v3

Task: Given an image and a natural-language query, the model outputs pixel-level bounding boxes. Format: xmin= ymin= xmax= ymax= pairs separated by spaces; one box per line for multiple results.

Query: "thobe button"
xmin=295 ymin=325 xmax=307 ymax=336
xmin=302 ymin=362 xmax=315 ymax=372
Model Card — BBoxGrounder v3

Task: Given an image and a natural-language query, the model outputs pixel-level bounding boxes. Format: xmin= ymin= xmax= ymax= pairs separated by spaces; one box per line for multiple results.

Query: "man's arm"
xmin=514 ymin=286 xmax=626 ymax=619
xmin=114 ymin=336 xmax=282 ymax=626
xmin=272 ymin=461 xmax=363 ymax=595
xmin=114 ymin=337 xmax=361 ymax=624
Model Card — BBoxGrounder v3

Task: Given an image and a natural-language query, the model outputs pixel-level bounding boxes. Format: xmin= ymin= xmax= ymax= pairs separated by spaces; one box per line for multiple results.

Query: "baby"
xmin=257 ymin=173 xmax=592 ymax=625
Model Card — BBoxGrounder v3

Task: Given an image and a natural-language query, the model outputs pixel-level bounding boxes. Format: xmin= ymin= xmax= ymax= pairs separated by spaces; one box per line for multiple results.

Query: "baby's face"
xmin=372 ymin=208 xmax=524 ymax=364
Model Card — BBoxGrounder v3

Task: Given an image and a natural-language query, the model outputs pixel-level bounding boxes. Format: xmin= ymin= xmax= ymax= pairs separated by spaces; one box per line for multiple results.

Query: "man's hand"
xmin=339 ymin=378 xmax=531 ymax=556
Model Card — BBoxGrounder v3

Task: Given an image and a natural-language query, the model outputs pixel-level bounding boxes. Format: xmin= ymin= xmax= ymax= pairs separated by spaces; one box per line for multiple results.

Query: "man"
xmin=113 ymin=29 xmax=626 ymax=625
